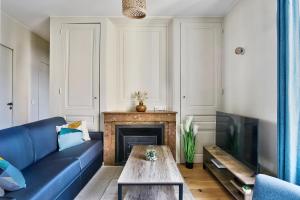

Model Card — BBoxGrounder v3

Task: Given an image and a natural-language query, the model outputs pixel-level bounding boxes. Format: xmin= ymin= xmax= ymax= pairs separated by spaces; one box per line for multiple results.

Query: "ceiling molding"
xmin=2 ymin=0 xmax=239 ymax=41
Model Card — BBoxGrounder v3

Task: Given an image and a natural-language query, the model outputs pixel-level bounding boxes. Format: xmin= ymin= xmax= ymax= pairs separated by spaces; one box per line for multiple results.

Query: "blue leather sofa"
xmin=253 ymin=174 xmax=300 ymax=200
xmin=0 ymin=117 xmax=103 ymax=200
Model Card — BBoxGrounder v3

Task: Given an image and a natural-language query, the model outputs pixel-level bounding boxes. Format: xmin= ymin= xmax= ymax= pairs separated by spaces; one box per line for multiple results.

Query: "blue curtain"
xmin=278 ymin=0 xmax=300 ymax=184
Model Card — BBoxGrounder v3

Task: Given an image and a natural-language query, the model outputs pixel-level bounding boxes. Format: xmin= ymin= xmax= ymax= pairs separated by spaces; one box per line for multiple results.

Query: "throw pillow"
xmin=0 ymin=187 xmax=4 ymax=197
xmin=58 ymin=128 xmax=84 ymax=151
xmin=0 ymin=157 xmax=26 ymax=191
xmin=56 ymin=120 xmax=91 ymax=141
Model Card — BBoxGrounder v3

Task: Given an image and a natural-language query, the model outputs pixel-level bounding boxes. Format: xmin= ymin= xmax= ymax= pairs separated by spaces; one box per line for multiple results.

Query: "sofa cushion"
xmin=58 ymin=128 xmax=84 ymax=151
xmin=56 ymin=121 xmax=91 ymax=141
xmin=47 ymin=140 xmax=102 ymax=169
xmin=6 ymin=158 xmax=81 ymax=200
xmin=0 ymin=187 xmax=4 ymax=197
xmin=24 ymin=117 xmax=66 ymax=162
xmin=0 ymin=126 xmax=34 ymax=170
xmin=0 ymin=157 xmax=26 ymax=191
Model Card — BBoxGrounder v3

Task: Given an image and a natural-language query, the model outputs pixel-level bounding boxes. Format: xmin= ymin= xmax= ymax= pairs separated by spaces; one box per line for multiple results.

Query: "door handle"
xmin=6 ymin=102 xmax=13 ymax=110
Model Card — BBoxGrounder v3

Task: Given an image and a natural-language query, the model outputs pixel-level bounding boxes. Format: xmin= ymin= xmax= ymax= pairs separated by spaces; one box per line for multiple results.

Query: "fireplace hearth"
xmin=115 ymin=124 xmax=164 ymax=165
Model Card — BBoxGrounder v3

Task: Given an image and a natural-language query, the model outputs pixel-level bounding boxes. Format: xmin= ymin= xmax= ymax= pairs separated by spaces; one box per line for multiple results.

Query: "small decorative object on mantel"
xmin=122 ymin=0 xmax=147 ymax=19
xmin=145 ymin=146 xmax=158 ymax=161
xmin=181 ymin=116 xmax=197 ymax=169
xmin=133 ymin=91 xmax=148 ymax=112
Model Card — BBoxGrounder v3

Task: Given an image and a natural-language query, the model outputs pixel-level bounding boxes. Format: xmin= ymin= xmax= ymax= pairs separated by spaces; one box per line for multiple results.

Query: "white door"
xmin=0 ymin=44 xmax=13 ymax=129
xmin=38 ymin=62 xmax=49 ymax=120
xmin=180 ymin=22 xmax=222 ymax=162
xmin=61 ymin=24 xmax=100 ymax=131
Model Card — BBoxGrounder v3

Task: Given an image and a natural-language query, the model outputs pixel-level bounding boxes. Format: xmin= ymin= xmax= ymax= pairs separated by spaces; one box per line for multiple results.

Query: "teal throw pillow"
xmin=0 ymin=157 xmax=26 ymax=191
xmin=58 ymin=128 xmax=84 ymax=151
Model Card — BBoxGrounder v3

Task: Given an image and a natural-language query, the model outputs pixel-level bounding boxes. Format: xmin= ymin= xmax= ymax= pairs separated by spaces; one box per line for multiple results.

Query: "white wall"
xmin=222 ymin=0 xmax=277 ymax=173
xmin=0 ymin=10 xmax=49 ymax=125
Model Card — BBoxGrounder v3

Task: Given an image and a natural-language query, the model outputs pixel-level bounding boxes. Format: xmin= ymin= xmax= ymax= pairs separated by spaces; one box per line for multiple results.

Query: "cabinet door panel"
xmin=61 ymin=24 xmax=100 ymax=130
xmin=115 ymin=26 xmax=167 ymax=110
xmin=181 ymin=23 xmax=222 ymax=116
xmin=180 ymin=23 xmax=222 ymax=162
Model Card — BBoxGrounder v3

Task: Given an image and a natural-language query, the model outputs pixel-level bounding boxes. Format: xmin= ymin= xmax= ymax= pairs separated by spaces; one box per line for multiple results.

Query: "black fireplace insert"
xmin=115 ymin=124 xmax=164 ymax=165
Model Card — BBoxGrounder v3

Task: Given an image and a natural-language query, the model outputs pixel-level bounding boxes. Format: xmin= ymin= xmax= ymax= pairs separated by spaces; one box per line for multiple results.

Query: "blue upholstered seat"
xmin=5 ymin=158 xmax=81 ymax=200
xmin=46 ymin=140 xmax=102 ymax=169
xmin=0 ymin=117 xmax=103 ymax=200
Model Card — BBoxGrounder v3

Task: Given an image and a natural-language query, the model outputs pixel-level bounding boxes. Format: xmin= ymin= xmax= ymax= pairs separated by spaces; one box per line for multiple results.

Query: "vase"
xmin=136 ymin=101 xmax=147 ymax=112
xmin=185 ymin=162 xmax=193 ymax=169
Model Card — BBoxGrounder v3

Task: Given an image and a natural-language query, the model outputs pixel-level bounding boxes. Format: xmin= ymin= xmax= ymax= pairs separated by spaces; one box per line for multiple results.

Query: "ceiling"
xmin=1 ymin=0 xmax=239 ymax=41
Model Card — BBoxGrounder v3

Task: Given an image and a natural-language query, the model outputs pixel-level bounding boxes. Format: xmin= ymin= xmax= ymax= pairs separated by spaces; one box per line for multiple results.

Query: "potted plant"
xmin=181 ymin=116 xmax=197 ymax=169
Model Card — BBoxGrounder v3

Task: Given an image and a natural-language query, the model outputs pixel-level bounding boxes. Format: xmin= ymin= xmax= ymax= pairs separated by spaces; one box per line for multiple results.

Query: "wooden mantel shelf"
xmin=103 ymin=111 xmax=177 ymax=165
xmin=103 ymin=111 xmax=177 ymax=114
xmin=103 ymin=111 xmax=177 ymax=123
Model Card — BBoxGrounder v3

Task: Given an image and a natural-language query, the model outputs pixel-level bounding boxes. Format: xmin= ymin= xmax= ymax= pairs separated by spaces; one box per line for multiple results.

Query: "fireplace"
xmin=115 ymin=124 xmax=164 ymax=165
xmin=103 ymin=111 xmax=177 ymax=165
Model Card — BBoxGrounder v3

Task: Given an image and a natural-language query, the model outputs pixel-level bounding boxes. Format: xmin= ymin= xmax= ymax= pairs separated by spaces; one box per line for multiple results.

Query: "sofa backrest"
xmin=0 ymin=117 xmax=66 ymax=170
xmin=24 ymin=117 xmax=66 ymax=162
xmin=0 ymin=126 xmax=34 ymax=170
xmin=253 ymin=174 xmax=300 ymax=200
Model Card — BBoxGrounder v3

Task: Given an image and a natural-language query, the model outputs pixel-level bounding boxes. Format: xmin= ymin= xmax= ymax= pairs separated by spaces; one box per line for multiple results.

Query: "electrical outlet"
xmin=154 ymin=106 xmax=167 ymax=111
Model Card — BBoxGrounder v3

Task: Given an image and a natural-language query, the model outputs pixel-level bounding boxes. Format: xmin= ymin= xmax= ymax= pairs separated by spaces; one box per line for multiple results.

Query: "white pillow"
xmin=0 ymin=187 xmax=4 ymax=197
xmin=56 ymin=120 xmax=91 ymax=141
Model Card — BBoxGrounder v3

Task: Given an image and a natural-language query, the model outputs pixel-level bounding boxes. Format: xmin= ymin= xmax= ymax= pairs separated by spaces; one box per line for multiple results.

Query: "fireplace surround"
xmin=103 ymin=111 xmax=177 ymax=165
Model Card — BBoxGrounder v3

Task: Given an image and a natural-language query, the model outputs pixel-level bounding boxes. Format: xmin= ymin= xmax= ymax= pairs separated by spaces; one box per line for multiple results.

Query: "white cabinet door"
xmin=61 ymin=24 xmax=100 ymax=130
xmin=0 ymin=45 xmax=13 ymax=129
xmin=38 ymin=62 xmax=49 ymax=120
xmin=181 ymin=22 xmax=222 ymax=116
xmin=180 ymin=22 xmax=222 ymax=162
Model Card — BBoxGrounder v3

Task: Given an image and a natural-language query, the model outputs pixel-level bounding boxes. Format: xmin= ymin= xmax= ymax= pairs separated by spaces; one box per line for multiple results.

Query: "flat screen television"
xmin=216 ymin=111 xmax=259 ymax=172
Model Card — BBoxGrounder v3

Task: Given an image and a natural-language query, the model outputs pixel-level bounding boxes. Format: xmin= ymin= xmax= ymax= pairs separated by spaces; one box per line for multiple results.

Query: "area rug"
xmin=75 ymin=166 xmax=195 ymax=200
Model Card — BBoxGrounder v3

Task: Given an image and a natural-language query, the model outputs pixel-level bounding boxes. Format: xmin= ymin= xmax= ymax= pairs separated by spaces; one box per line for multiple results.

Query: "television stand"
xmin=203 ymin=145 xmax=255 ymax=200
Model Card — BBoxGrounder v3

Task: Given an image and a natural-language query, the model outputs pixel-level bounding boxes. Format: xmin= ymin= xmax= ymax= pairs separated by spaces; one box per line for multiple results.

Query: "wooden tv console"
xmin=203 ymin=145 xmax=255 ymax=200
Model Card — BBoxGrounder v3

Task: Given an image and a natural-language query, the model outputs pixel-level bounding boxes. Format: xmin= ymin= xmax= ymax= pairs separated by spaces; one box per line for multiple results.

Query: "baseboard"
xmin=194 ymin=154 xmax=203 ymax=163
xmin=179 ymin=154 xmax=203 ymax=164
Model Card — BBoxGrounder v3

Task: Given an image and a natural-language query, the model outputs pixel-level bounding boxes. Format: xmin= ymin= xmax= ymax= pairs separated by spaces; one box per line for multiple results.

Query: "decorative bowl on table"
xmin=145 ymin=148 xmax=158 ymax=161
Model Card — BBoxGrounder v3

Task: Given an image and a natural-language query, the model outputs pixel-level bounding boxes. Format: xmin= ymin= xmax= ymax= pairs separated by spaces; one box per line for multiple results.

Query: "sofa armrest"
xmin=253 ymin=174 xmax=300 ymax=200
xmin=89 ymin=131 xmax=103 ymax=141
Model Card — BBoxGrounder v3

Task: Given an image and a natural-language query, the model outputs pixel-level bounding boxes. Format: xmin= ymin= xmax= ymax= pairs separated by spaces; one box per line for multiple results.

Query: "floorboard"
xmin=178 ymin=163 xmax=233 ymax=200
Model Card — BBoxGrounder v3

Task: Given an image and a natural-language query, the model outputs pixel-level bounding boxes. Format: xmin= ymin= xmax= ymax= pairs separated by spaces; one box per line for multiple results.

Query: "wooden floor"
xmin=178 ymin=164 xmax=233 ymax=200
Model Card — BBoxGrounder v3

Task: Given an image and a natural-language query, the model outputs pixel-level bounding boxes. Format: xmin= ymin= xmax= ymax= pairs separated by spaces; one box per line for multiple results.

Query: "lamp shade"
xmin=122 ymin=0 xmax=146 ymax=19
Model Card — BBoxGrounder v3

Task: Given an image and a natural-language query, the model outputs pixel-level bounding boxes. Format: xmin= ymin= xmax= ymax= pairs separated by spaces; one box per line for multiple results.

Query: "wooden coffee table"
xmin=118 ymin=145 xmax=184 ymax=200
